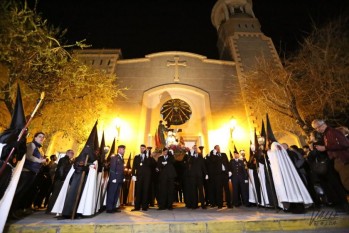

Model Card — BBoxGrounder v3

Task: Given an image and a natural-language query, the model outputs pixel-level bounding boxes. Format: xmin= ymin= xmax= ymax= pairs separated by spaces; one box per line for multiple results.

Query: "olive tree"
xmin=244 ymin=17 xmax=349 ymax=136
xmin=0 ymin=1 xmax=125 ymax=141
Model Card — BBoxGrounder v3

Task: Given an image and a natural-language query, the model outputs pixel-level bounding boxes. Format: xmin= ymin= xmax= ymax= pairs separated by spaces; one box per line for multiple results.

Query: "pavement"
xmin=4 ymin=204 xmax=349 ymax=233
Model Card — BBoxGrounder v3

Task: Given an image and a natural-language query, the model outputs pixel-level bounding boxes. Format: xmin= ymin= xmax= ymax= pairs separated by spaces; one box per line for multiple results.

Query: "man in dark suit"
xmin=184 ymin=145 xmax=208 ymax=209
xmin=230 ymin=150 xmax=249 ymax=207
xmin=206 ymin=145 xmax=231 ymax=209
xmin=157 ymin=148 xmax=177 ymax=210
xmin=131 ymin=144 xmax=155 ymax=211
xmin=106 ymin=145 xmax=125 ymax=213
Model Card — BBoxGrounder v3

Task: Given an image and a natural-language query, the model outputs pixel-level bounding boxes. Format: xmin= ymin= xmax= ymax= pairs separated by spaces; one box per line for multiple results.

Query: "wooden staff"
xmin=0 ymin=92 xmax=45 ymax=177
xmin=71 ymin=154 xmax=89 ymax=220
xmin=261 ymin=149 xmax=278 ymax=211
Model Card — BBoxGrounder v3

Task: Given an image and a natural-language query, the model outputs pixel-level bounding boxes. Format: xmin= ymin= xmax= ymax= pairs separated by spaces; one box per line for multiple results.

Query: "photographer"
xmin=307 ymin=131 xmax=349 ymax=213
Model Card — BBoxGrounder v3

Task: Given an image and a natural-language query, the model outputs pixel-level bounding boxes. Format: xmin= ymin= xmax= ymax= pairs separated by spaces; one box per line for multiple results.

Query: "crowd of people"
xmin=2 ymin=118 xmax=349 ymax=223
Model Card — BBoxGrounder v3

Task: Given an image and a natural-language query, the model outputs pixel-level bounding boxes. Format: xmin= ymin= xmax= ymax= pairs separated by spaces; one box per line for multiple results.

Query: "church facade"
xmin=50 ymin=0 xmax=300 ymax=156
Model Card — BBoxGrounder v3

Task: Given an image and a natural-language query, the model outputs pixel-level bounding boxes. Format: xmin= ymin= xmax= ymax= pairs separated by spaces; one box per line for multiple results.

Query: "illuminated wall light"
xmin=230 ymin=116 xmax=237 ymax=141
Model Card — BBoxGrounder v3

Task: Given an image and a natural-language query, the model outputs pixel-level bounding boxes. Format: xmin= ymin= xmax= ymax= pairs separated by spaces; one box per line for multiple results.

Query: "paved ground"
xmin=4 ymin=204 xmax=349 ymax=233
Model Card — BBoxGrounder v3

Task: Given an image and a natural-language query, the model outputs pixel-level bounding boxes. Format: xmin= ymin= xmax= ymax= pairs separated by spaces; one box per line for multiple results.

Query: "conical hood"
xmin=126 ymin=153 xmax=132 ymax=169
xmin=234 ymin=145 xmax=238 ymax=154
xmin=85 ymin=120 xmax=98 ymax=151
xmin=107 ymin=138 xmax=116 ymax=159
xmin=260 ymin=120 xmax=266 ymax=148
xmin=266 ymin=113 xmax=277 ymax=143
xmin=0 ymin=84 xmax=26 ymax=144
xmin=254 ymin=128 xmax=258 ymax=148
xmin=94 ymin=126 xmax=99 ymax=154
xmin=76 ymin=120 xmax=98 ymax=162
xmin=0 ymin=84 xmax=27 ymax=161
xmin=99 ymin=131 xmax=106 ymax=162
xmin=10 ymin=84 xmax=26 ymax=130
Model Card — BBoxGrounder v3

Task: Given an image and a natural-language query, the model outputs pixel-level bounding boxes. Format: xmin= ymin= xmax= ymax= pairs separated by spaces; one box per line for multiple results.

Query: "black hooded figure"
xmin=60 ymin=121 xmax=98 ymax=219
xmin=246 ymin=129 xmax=262 ymax=205
xmin=0 ymin=84 xmax=27 ymax=200
xmin=256 ymin=119 xmax=277 ymax=208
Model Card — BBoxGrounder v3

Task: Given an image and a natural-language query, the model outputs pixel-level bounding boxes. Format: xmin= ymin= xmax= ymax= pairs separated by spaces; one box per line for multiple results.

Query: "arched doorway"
xmin=140 ymin=84 xmax=212 ymax=152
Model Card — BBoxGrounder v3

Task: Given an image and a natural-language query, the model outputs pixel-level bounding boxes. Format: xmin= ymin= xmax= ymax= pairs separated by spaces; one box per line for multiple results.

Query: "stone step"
xmin=5 ymin=205 xmax=349 ymax=233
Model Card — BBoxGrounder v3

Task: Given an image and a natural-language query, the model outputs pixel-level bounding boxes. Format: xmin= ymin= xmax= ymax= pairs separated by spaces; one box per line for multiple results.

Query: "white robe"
xmin=267 ymin=142 xmax=313 ymax=209
xmin=51 ymin=166 xmax=75 ymax=214
xmin=248 ymin=164 xmax=271 ymax=206
xmin=0 ymin=154 xmax=26 ymax=232
xmin=248 ymin=169 xmax=258 ymax=203
xmin=258 ymin=163 xmax=271 ymax=206
xmin=77 ymin=160 xmax=98 ymax=216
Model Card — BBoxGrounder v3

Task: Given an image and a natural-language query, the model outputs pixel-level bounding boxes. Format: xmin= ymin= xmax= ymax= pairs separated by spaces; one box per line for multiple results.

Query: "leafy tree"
xmin=0 ymin=0 xmax=125 ymax=142
xmin=244 ymin=17 xmax=349 ymax=136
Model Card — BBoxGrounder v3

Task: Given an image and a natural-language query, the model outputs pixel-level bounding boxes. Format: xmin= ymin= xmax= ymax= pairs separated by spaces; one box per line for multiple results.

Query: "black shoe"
xmin=131 ymin=208 xmax=140 ymax=211
xmin=168 ymin=207 xmax=173 ymax=210
xmin=9 ymin=211 xmax=22 ymax=220
xmin=157 ymin=207 xmax=166 ymax=210
xmin=210 ymin=205 xmax=216 ymax=208
xmin=142 ymin=208 xmax=148 ymax=211
xmin=106 ymin=210 xmax=114 ymax=213
xmin=201 ymin=206 xmax=207 ymax=209
xmin=217 ymin=206 xmax=223 ymax=209
xmin=114 ymin=208 xmax=121 ymax=213
xmin=57 ymin=215 xmax=70 ymax=220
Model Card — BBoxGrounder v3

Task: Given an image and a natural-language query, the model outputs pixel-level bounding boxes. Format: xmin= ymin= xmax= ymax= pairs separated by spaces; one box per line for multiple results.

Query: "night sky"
xmin=34 ymin=0 xmax=348 ymax=59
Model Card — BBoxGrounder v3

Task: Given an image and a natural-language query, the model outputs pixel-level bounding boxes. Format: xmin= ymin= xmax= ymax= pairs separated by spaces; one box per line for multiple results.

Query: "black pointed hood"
xmin=10 ymin=84 xmax=26 ymax=130
xmin=266 ymin=113 xmax=277 ymax=144
xmin=260 ymin=120 xmax=266 ymax=148
xmin=0 ymin=84 xmax=27 ymax=161
xmin=99 ymin=131 xmax=106 ymax=162
xmin=107 ymin=138 xmax=116 ymax=160
xmin=86 ymin=120 xmax=98 ymax=151
xmin=76 ymin=120 xmax=98 ymax=163
xmin=126 ymin=153 xmax=132 ymax=169
xmin=94 ymin=126 xmax=99 ymax=154
xmin=254 ymin=128 xmax=258 ymax=148
xmin=234 ymin=145 xmax=239 ymax=154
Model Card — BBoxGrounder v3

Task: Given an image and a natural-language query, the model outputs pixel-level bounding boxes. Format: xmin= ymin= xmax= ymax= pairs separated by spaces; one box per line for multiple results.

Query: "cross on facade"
xmin=167 ymin=56 xmax=187 ymax=82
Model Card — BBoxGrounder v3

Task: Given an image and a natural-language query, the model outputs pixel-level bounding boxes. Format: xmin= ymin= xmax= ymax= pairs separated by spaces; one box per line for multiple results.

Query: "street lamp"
xmin=230 ymin=116 xmax=237 ymax=141
xmin=115 ymin=117 xmax=121 ymax=143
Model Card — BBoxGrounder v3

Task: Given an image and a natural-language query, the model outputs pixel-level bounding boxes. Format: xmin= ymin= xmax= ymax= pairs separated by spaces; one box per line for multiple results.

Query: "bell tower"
xmin=211 ymin=0 xmax=284 ymax=137
xmin=211 ymin=0 xmax=282 ymax=70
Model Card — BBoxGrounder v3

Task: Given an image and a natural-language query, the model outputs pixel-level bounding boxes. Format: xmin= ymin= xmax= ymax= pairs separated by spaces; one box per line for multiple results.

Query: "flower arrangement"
xmin=153 ymin=143 xmax=189 ymax=161
xmin=168 ymin=144 xmax=190 ymax=155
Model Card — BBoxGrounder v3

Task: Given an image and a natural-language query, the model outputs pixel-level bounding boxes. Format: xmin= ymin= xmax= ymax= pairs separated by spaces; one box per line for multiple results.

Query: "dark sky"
xmin=34 ymin=0 xmax=348 ymax=59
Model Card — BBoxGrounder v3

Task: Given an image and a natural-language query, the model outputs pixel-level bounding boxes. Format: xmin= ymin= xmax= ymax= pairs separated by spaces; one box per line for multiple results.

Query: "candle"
xmin=198 ymin=136 xmax=202 ymax=147
xmin=148 ymin=134 xmax=152 ymax=147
